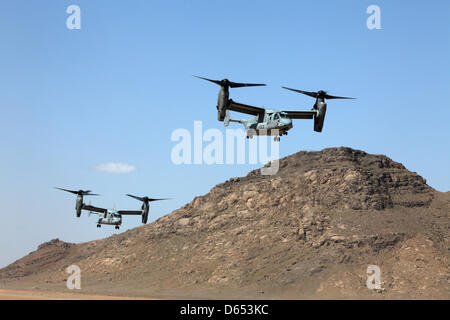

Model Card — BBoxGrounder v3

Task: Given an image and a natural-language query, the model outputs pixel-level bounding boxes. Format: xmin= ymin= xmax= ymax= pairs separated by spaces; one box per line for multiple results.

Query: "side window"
xmin=274 ymin=113 xmax=280 ymax=120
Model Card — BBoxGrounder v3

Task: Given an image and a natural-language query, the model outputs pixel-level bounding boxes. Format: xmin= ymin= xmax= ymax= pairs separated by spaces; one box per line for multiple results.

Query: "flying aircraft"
xmin=194 ymin=76 xmax=355 ymax=141
xmin=55 ymin=187 xmax=169 ymax=229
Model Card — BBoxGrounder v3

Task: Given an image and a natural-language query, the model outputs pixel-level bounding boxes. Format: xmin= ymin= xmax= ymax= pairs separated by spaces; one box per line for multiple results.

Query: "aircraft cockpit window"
xmin=274 ymin=113 xmax=280 ymax=120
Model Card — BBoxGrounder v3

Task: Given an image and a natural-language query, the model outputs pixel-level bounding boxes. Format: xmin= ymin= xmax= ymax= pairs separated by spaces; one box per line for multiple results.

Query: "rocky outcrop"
xmin=0 ymin=147 xmax=447 ymax=299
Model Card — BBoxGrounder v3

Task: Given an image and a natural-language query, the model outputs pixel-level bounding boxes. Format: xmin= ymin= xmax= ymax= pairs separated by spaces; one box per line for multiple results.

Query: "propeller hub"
xmin=317 ymin=90 xmax=326 ymax=98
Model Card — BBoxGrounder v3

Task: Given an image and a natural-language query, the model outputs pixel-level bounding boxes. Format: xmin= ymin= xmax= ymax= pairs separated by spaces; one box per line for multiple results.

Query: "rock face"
xmin=0 ymin=147 xmax=448 ymax=299
xmin=1 ymin=239 xmax=74 ymax=279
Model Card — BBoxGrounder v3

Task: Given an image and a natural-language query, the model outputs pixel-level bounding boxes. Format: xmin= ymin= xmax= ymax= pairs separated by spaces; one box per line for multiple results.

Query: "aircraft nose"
xmin=281 ymin=118 xmax=292 ymax=127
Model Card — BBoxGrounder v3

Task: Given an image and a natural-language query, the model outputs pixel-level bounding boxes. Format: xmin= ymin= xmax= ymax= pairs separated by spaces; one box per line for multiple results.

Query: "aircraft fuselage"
xmin=96 ymin=210 xmax=122 ymax=227
xmin=231 ymin=110 xmax=293 ymax=138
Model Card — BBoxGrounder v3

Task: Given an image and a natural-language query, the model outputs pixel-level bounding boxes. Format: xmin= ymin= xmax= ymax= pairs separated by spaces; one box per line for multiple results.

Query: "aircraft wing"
xmin=117 ymin=210 xmax=142 ymax=215
xmin=82 ymin=204 xmax=107 ymax=214
xmin=227 ymin=100 xmax=265 ymax=116
xmin=282 ymin=110 xmax=316 ymax=119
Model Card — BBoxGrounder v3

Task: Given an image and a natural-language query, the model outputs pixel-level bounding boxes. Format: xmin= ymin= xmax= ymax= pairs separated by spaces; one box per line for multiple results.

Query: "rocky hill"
xmin=1 ymin=147 xmax=448 ymax=299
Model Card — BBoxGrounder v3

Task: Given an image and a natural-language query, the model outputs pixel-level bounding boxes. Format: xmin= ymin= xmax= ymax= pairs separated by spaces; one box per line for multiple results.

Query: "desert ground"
xmin=0 ymin=288 xmax=151 ymax=300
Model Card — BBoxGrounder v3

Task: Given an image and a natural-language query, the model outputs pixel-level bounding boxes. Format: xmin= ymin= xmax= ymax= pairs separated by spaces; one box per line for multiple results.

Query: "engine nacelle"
xmin=314 ymin=102 xmax=327 ymax=132
xmin=216 ymin=86 xmax=229 ymax=121
xmin=142 ymin=202 xmax=149 ymax=224
xmin=217 ymin=108 xmax=226 ymax=121
xmin=75 ymin=195 xmax=83 ymax=217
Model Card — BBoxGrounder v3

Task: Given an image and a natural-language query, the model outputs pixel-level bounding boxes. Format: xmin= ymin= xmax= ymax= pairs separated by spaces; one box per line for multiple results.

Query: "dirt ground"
xmin=0 ymin=288 xmax=151 ymax=300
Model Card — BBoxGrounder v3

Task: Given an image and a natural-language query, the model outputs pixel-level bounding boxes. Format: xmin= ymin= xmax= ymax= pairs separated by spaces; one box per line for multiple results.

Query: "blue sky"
xmin=0 ymin=0 xmax=448 ymax=267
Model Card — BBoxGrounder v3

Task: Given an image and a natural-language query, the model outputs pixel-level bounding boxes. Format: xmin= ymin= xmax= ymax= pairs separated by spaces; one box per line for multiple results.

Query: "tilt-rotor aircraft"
xmin=55 ymin=187 xmax=169 ymax=230
xmin=194 ymin=76 xmax=355 ymax=141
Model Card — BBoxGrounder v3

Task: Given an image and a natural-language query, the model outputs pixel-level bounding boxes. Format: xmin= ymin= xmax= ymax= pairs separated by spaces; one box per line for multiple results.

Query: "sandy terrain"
xmin=0 ymin=288 xmax=150 ymax=300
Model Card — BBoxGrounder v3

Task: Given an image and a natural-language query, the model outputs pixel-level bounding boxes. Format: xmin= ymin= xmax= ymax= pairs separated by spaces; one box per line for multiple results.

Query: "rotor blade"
xmin=229 ymin=82 xmax=266 ymax=88
xmin=193 ymin=75 xmax=222 ymax=86
xmin=54 ymin=187 xmax=79 ymax=195
xmin=282 ymin=87 xmax=318 ymax=98
xmin=324 ymin=94 xmax=356 ymax=100
xmin=55 ymin=187 xmax=99 ymax=196
xmin=148 ymin=198 xmax=171 ymax=202
xmin=78 ymin=190 xmax=100 ymax=196
xmin=126 ymin=194 xmax=145 ymax=202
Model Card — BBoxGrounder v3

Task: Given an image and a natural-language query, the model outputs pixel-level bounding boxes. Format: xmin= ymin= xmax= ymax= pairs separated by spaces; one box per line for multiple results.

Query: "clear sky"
xmin=0 ymin=0 xmax=449 ymax=267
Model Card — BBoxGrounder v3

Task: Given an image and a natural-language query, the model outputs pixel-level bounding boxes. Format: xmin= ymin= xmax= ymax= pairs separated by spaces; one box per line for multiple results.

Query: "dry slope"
xmin=1 ymin=147 xmax=448 ymax=299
